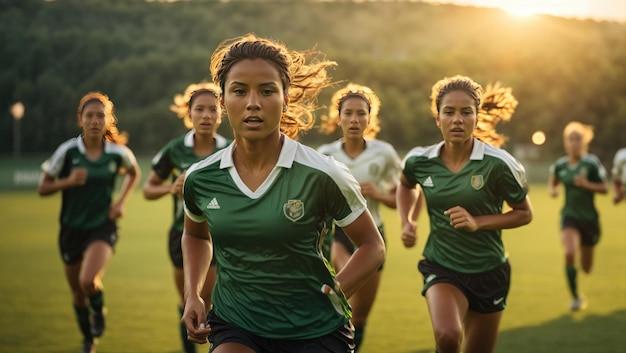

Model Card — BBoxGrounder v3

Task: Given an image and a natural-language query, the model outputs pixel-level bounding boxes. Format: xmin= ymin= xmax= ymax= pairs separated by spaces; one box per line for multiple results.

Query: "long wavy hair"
xmin=77 ymin=92 xmax=127 ymax=145
xmin=319 ymin=83 xmax=381 ymax=139
xmin=210 ymin=33 xmax=336 ymax=139
xmin=170 ymin=81 xmax=222 ymax=129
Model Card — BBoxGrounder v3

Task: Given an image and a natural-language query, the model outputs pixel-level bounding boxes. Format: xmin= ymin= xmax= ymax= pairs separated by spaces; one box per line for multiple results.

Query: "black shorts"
xmin=418 ymin=259 xmax=511 ymax=314
xmin=334 ymin=225 xmax=385 ymax=271
xmin=561 ymin=216 xmax=601 ymax=246
xmin=207 ymin=310 xmax=354 ymax=353
xmin=169 ymin=228 xmax=216 ymax=268
xmin=59 ymin=220 xmax=118 ymax=265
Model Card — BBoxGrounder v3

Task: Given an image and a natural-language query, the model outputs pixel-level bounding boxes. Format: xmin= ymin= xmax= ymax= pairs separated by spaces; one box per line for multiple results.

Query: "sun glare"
xmin=502 ymin=4 xmax=537 ymax=17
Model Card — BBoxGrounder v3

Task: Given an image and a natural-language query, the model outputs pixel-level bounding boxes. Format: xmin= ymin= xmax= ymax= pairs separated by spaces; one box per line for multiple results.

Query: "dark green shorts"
xmin=58 ymin=220 xmax=117 ymax=264
xmin=561 ymin=216 xmax=601 ymax=246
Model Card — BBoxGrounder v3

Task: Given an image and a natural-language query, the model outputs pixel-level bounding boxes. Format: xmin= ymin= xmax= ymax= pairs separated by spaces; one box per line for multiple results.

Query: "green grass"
xmin=0 ymin=186 xmax=624 ymax=353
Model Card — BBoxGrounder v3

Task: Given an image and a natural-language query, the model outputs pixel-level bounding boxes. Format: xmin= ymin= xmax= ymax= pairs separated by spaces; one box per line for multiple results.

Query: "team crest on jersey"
xmin=108 ymin=161 xmax=117 ymax=173
xmin=471 ymin=175 xmax=484 ymax=190
xmin=283 ymin=199 xmax=304 ymax=222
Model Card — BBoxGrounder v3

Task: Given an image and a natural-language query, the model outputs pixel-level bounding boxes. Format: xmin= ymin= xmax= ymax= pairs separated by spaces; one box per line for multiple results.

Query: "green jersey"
xmin=318 ymin=138 xmax=401 ymax=227
xmin=42 ymin=136 xmax=137 ymax=230
xmin=184 ymin=135 xmax=366 ymax=339
xmin=402 ymin=139 xmax=528 ymax=274
xmin=550 ymin=154 xmax=607 ymax=221
xmin=151 ymin=131 xmax=230 ymax=232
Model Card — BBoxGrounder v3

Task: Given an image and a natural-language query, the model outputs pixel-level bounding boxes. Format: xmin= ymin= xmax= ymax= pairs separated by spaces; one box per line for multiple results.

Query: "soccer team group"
xmin=37 ymin=34 xmax=626 ymax=353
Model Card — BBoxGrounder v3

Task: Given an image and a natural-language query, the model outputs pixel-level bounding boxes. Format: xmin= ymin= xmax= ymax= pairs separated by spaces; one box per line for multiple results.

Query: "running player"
xmin=397 ymin=76 xmax=533 ymax=353
xmin=549 ymin=121 xmax=608 ymax=310
xmin=611 ymin=147 xmax=626 ymax=204
xmin=318 ymin=83 xmax=401 ymax=352
xmin=143 ymin=82 xmax=230 ymax=353
xmin=38 ymin=92 xmax=141 ymax=353
xmin=181 ymin=34 xmax=385 ymax=353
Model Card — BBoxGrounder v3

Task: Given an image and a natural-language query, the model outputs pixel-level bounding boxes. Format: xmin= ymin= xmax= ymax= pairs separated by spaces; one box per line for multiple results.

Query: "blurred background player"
xmin=38 ymin=92 xmax=141 ymax=353
xmin=549 ymin=121 xmax=608 ymax=310
xmin=143 ymin=82 xmax=230 ymax=353
xmin=318 ymin=82 xmax=401 ymax=352
xmin=611 ymin=147 xmax=626 ymax=204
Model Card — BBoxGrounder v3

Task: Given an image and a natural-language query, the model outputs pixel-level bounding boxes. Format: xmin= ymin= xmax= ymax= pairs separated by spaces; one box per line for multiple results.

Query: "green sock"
xmin=354 ymin=325 xmax=365 ymax=353
xmin=179 ymin=306 xmax=196 ymax=353
xmin=73 ymin=305 xmax=93 ymax=341
xmin=566 ymin=265 xmax=579 ymax=299
xmin=89 ymin=290 xmax=104 ymax=313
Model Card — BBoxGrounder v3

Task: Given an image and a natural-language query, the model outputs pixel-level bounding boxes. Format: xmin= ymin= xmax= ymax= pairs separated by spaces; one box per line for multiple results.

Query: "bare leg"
xmin=580 ymin=245 xmax=594 ymax=274
xmin=425 ymin=283 xmax=468 ymax=353
xmin=79 ymin=241 xmax=113 ymax=295
xmin=463 ymin=310 xmax=503 ymax=353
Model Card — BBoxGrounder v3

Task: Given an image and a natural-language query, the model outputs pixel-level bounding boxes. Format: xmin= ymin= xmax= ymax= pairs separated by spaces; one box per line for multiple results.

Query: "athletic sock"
xmin=354 ymin=325 xmax=365 ymax=353
xmin=89 ymin=290 xmax=104 ymax=313
xmin=566 ymin=264 xmax=579 ymax=299
xmin=73 ymin=305 xmax=93 ymax=342
xmin=179 ymin=306 xmax=196 ymax=353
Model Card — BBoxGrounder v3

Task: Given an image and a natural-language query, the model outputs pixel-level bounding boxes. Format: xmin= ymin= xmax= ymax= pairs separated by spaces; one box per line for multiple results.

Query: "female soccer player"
xmin=143 ymin=82 xmax=230 ymax=353
xmin=180 ymin=34 xmax=385 ymax=353
xmin=549 ymin=121 xmax=608 ymax=310
xmin=318 ymin=83 xmax=401 ymax=352
xmin=397 ymin=76 xmax=533 ymax=353
xmin=611 ymin=147 xmax=626 ymax=204
xmin=38 ymin=92 xmax=140 ymax=353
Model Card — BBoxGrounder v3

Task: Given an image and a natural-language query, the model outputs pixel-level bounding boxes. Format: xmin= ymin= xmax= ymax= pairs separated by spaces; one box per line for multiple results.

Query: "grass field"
xmin=0 ymin=185 xmax=624 ymax=353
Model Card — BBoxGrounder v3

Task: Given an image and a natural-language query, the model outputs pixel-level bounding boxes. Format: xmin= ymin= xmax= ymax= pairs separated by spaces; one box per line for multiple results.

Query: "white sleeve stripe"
xmin=484 ymin=147 xmax=527 ymax=188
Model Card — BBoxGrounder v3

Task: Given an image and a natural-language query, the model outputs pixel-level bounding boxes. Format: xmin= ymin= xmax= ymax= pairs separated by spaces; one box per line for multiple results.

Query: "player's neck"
xmin=193 ymin=132 xmax=216 ymax=157
xmin=342 ymin=137 xmax=365 ymax=159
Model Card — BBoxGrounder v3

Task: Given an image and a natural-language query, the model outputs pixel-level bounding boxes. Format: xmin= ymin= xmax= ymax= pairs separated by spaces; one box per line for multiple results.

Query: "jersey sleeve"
xmin=498 ymin=156 xmax=528 ymax=204
xmin=119 ymin=145 xmax=138 ymax=171
xmin=183 ymin=169 xmax=207 ymax=223
xmin=151 ymin=144 xmax=175 ymax=180
xmin=401 ymin=153 xmax=419 ymax=186
xmin=325 ymin=159 xmax=367 ymax=228
xmin=41 ymin=140 xmax=73 ymax=177
xmin=381 ymin=145 xmax=401 ymax=191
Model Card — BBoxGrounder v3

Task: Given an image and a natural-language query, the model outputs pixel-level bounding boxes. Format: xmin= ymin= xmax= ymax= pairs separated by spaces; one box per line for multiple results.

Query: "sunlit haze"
xmin=423 ymin=0 xmax=626 ymax=22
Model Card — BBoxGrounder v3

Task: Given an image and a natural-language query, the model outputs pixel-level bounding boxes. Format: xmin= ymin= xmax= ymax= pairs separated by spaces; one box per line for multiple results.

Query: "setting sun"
xmin=501 ymin=4 xmax=537 ymax=17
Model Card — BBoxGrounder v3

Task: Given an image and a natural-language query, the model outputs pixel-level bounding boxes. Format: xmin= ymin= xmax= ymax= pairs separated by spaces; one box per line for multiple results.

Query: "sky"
xmin=423 ymin=0 xmax=626 ymax=22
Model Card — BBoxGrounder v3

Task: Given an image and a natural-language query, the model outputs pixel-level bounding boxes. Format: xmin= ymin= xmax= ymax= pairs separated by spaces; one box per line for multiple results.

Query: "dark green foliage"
xmin=1 ymin=0 xmax=624 ymax=164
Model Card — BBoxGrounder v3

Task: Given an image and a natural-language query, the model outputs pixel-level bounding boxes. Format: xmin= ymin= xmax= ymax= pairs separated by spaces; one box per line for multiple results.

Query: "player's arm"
xmin=337 ymin=210 xmax=385 ymax=299
xmin=143 ymin=170 xmax=186 ymax=200
xmin=613 ymin=179 xmax=624 ymax=204
xmin=181 ymin=215 xmax=212 ymax=343
xmin=396 ymin=174 xmax=421 ymax=248
xmin=107 ymin=158 xmax=140 ymax=221
xmin=445 ymin=196 xmax=533 ymax=232
xmin=573 ymin=176 xmax=608 ymax=194
xmin=37 ymin=169 xmax=87 ymax=196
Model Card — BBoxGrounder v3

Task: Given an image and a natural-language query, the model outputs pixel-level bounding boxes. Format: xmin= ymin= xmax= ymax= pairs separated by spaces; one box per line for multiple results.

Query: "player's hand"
xmin=549 ymin=187 xmax=558 ymax=198
xmin=444 ymin=206 xmax=479 ymax=232
xmin=108 ymin=203 xmax=124 ymax=220
xmin=69 ymin=167 xmax=87 ymax=186
xmin=359 ymin=182 xmax=379 ymax=198
xmin=573 ymin=175 xmax=587 ymax=188
xmin=181 ymin=296 xmax=211 ymax=344
xmin=401 ymin=222 xmax=417 ymax=248
xmin=170 ymin=171 xmax=186 ymax=197
xmin=614 ymin=191 xmax=625 ymax=204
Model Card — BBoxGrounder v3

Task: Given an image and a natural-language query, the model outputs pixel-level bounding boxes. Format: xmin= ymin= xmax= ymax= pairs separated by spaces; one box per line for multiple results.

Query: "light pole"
xmin=11 ymin=102 xmax=25 ymax=159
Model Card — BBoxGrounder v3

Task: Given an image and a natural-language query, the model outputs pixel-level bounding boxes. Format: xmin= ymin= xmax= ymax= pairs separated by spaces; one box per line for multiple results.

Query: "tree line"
xmin=1 ymin=0 xmax=625 ymax=166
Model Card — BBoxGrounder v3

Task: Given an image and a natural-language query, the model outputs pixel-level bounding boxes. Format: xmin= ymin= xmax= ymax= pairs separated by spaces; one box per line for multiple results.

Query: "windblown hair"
xmin=430 ymin=75 xmax=518 ymax=147
xmin=170 ymin=82 xmax=221 ymax=129
xmin=210 ymin=33 xmax=336 ymax=139
xmin=77 ymin=92 xmax=127 ymax=145
xmin=563 ymin=121 xmax=594 ymax=151
xmin=319 ymin=83 xmax=381 ymax=139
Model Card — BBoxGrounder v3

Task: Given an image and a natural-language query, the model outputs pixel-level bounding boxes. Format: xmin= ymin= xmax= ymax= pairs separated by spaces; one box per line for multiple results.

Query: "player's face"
xmin=339 ymin=97 xmax=369 ymax=141
xmin=190 ymin=93 xmax=221 ymax=137
xmin=565 ymin=131 xmax=584 ymax=157
xmin=79 ymin=102 xmax=106 ymax=140
xmin=436 ymin=90 xmax=477 ymax=145
xmin=222 ymin=58 xmax=288 ymax=142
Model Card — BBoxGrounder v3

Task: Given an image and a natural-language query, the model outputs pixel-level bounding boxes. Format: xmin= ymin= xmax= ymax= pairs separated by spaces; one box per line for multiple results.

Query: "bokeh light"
xmin=532 ymin=130 xmax=546 ymax=145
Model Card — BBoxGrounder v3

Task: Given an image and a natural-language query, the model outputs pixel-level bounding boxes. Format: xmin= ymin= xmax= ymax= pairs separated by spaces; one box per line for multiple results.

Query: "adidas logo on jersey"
xmin=423 ymin=176 xmax=434 ymax=187
xmin=206 ymin=198 xmax=220 ymax=209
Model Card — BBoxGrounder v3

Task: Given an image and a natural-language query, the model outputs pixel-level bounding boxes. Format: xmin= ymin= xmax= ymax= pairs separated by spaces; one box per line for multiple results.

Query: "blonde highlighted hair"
xmin=210 ymin=33 xmax=336 ymax=139
xmin=77 ymin=92 xmax=127 ymax=145
xmin=430 ymin=75 xmax=518 ymax=147
xmin=319 ymin=83 xmax=381 ymax=139
xmin=170 ymin=82 xmax=221 ymax=129
xmin=563 ymin=121 xmax=594 ymax=150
